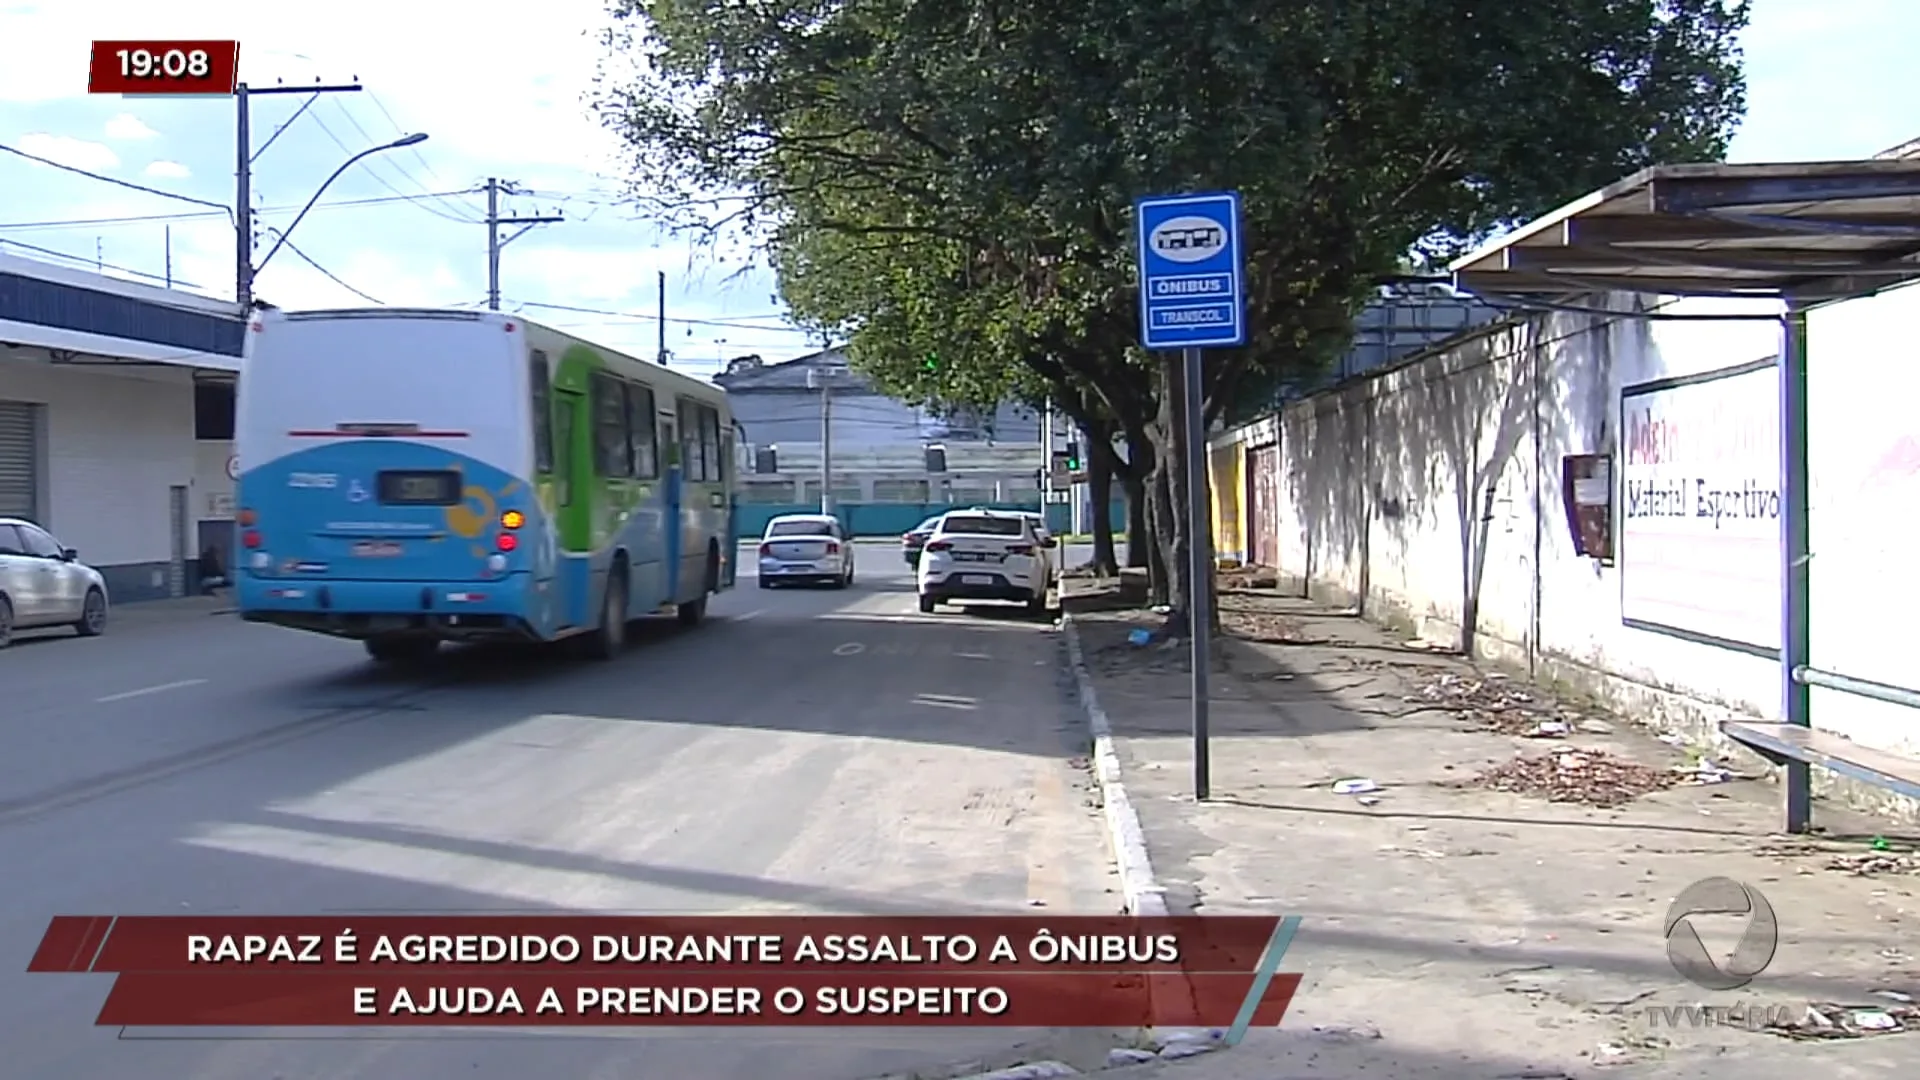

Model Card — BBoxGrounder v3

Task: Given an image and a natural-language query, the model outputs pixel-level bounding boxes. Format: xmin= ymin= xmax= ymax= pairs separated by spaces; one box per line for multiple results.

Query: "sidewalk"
xmin=1060 ymin=574 xmax=1918 ymax=1080
xmin=107 ymin=592 xmax=234 ymax=627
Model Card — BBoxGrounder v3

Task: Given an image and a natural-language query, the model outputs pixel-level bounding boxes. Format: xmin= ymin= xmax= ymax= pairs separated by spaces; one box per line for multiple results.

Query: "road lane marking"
xmin=833 ymin=642 xmax=865 ymax=656
xmin=95 ymin=678 xmax=207 ymax=703
xmin=912 ymin=693 xmax=977 ymax=710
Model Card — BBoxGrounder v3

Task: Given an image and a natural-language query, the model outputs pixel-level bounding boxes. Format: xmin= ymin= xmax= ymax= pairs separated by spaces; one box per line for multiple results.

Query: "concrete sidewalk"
xmin=1061 ymin=576 xmax=1918 ymax=1080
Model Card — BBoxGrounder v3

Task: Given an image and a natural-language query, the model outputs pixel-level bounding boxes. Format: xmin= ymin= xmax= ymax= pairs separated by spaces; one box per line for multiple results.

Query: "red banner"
xmin=31 ymin=914 xmax=1302 ymax=1028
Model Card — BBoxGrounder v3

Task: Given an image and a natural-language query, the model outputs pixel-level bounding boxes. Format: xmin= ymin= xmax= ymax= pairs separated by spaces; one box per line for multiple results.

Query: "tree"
xmin=598 ymin=0 xmax=1750 ymax=628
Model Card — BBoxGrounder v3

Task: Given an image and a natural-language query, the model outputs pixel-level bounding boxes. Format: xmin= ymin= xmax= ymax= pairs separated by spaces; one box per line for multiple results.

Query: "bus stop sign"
xmin=1134 ymin=190 xmax=1247 ymax=351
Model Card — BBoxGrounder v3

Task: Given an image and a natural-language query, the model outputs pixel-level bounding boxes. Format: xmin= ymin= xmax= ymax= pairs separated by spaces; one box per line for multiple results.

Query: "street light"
xmin=251 ymin=132 xmax=429 ymax=279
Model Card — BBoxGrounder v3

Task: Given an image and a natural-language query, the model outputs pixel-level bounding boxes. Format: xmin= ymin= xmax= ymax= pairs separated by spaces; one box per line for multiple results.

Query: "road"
xmin=0 ymin=541 xmax=1120 ymax=1079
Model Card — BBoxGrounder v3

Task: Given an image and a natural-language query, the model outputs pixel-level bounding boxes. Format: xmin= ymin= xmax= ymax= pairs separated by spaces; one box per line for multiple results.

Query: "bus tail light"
xmin=500 ymin=510 xmax=524 ymax=529
xmin=241 ymin=530 xmax=263 ymax=549
xmin=497 ymin=533 xmax=519 ymax=552
xmin=237 ymin=508 xmax=257 ymax=526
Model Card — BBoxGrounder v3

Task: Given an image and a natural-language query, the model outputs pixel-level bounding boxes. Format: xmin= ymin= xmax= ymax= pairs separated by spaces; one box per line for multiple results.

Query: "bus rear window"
xmin=378 ymin=470 xmax=461 ymax=505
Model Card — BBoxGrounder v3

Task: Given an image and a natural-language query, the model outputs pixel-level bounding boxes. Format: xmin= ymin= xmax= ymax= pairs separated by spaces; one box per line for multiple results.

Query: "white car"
xmin=917 ymin=509 xmax=1056 ymax=615
xmin=0 ymin=516 xmax=110 ymax=647
xmin=757 ymin=514 xmax=856 ymax=589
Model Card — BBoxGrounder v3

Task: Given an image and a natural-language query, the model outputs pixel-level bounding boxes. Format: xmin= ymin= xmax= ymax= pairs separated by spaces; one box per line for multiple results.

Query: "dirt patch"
xmin=1404 ymin=670 xmax=1610 ymax=739
xmin=1765 ymin=996 xmax=1920 ymax=1039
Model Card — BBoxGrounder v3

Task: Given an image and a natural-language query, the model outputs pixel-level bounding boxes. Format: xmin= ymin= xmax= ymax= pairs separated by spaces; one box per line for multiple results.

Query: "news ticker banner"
xmin=87 ymin=41 xmax=241 ymax=96
xmin=30 ymin=915 xmax=1303 ymax=1030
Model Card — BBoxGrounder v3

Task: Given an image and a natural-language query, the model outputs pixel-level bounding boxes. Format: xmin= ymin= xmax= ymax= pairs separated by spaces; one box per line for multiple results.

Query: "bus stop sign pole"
xmin=1134 ymin=190 xmax=1247 ymax=802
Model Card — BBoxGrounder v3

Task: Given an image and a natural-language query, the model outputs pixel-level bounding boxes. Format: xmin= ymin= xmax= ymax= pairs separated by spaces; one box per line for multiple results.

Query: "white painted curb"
xmin=1059 ymin=589 xmax=1168 ymax=919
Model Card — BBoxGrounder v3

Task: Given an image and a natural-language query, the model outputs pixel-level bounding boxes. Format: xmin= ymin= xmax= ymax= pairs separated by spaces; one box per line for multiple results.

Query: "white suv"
xmin=916 ymin=510 xmax=1056 ymax=616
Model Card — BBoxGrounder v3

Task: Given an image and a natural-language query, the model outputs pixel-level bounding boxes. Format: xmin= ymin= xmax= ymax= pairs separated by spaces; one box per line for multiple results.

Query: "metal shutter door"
xmin=0 ymin=401 xmax=37 ymax=519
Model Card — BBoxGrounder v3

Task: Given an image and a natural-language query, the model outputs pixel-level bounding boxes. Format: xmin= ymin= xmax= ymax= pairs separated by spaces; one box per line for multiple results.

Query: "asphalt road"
xmin=0 ymin=541 xmax=1119 ymax=1079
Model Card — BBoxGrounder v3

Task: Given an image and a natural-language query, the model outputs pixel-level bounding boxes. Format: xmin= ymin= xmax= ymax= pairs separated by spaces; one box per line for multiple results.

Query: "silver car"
xmin=756 ymin=514 xmax=857 ymax=589
xmin=0 ymin=517 xmax=110 ymax=646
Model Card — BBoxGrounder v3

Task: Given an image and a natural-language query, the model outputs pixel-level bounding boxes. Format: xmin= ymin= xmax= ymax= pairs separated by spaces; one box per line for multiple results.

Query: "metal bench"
xmin=1722 ymin=665 xmax=1920 ymax=831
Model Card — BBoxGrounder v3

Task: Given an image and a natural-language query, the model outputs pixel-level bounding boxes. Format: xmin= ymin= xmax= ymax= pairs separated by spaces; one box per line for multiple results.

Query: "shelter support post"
xmin=1779 ymin=304 xmax=1812 ymax=833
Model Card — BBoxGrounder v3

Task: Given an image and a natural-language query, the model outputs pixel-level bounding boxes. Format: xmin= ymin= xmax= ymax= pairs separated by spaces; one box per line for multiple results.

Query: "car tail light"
xmin=759 ymin=542 xmax=774 ymax=556
xmin=824 ymin=541 xmax=840 ymax=554
xmin=925 ymin=540 xmax=952 ymax=552
xmin=1007 ymin=543 xmax=1034 ymax=556
xmin=497 ymin=533 xmax=518 ymax=552
xmin=241 ymin=530 xmax=262 ymax=549
xmin=500 ymin=510 xmax=524 ymax=529
xmin=902 ymin=533 xmax=914 ymax=542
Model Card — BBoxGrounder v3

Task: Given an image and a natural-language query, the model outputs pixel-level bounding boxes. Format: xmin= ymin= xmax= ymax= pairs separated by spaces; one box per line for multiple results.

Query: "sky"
xmin=1 ymin=1 xmax=1916 ymax=382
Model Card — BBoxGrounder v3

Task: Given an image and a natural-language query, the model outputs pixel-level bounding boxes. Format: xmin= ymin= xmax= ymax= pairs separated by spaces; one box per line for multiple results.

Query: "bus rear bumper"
xmin=237 ymin=574 xmax=543 ymax=642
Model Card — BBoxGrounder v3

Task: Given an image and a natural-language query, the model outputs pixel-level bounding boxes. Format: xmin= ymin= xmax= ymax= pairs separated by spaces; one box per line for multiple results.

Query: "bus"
xmin=234 ymin=308 xmax=738 ymax=663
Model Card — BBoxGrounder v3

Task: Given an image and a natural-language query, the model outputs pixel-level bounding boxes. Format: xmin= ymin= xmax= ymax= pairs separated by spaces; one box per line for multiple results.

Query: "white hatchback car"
xmin=0 ymin=516 xmax=111 ymax=647
xmin=916 ymin=509 xmax=1055 ymax=615
xmin=757 ymin=514 xmax=856 ymax=588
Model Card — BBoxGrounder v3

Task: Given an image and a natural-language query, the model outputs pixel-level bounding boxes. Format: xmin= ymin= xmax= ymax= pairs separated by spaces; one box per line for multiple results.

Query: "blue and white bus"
xmin=234 ymin=308 xmax=739 ymax=662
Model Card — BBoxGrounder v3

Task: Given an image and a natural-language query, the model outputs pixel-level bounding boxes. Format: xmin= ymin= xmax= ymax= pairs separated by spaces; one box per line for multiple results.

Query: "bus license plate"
xmin=353 ymin=541 xmax=403 ymax=557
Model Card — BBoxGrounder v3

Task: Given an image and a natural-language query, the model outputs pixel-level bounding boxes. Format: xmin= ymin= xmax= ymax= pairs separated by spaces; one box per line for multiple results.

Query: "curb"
xmin=1058 ymin=583 xmax=1168 ymax=919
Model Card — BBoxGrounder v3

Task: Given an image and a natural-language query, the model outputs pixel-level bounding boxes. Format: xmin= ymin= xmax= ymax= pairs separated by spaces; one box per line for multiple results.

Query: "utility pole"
xmin=236 ymin=80 xmax=365 ymax=309
xmin=485 ymin=177 xmax=564 ymax=310
xmin=808 ymin=365 xmax=840 ymax=517
xmin=657 ymin=271 xmax=668 ymax=365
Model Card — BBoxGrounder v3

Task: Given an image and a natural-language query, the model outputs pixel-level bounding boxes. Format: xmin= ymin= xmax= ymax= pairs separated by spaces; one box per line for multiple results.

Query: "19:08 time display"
xmin=118 ymin=47 xmax=212 ymax=80
xmin=87 ymin=40 xmax=240 ymax=95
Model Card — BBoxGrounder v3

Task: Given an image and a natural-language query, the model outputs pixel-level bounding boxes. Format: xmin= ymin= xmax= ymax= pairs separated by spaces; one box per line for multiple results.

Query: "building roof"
xmin=0 ymin=250 xmax=247 ymax=370
xmin=713 ymin=347 xmax=853 ymax=391
xmin=1448 ymin=158 xmax=1920 ymax=303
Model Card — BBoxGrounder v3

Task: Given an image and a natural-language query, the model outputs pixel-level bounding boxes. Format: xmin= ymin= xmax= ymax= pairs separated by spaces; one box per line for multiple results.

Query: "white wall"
xmin=1252 ymin=289 xmax=1920 ymax=799
xmin=0 ymin=352 xmax=194 ymax=567
xmin=1805 ymin=281 xmax=1920 ymax=756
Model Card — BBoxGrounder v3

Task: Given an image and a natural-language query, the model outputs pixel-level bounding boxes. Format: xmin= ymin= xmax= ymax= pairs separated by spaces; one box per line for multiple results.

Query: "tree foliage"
xmin=598 ymin=0 xmax=1750 ymax=613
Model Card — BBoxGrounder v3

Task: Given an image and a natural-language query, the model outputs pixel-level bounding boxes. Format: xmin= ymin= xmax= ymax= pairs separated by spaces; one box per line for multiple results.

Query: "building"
xmin=1206 ymin=149 xmax=1920 ymax=826
xmin=714 ymin=348 xmax=1049 ymax=530
xmin=0 ymin=251 xmax=246 ymax=601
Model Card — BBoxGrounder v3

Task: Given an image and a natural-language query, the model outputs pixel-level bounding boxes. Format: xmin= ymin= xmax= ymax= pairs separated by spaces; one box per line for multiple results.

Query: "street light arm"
xmin=252 ymin=133 xmax=428 ymax=280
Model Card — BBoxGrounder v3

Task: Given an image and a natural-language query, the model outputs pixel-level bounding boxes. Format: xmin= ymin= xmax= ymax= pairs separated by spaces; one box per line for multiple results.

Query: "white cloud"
xmin=16 ymin=132 xmax=119 ymax=171
xmin=104 ymin=113 xmax=159 ymax=140
xmin=143 ymin=160 xmax=192 ymax=179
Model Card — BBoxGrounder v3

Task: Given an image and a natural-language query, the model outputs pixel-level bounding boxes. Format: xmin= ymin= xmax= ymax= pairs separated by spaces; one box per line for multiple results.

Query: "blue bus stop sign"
xmin=1134 ymin=190 xmax=1246 ymax=350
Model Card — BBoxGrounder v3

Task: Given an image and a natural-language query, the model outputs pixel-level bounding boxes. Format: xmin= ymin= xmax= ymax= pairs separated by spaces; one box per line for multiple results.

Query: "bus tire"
xmin=366 ymin=636 xmax=436 ymax=664
xmin=583 ymin=567 xmax=628 ymax=660
xmin=678 ymin=547 xmax=716 ymax=627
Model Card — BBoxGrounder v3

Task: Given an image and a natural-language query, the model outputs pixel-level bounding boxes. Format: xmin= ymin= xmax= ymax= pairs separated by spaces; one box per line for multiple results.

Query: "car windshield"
xmin=767 ymin=520 xmax=834 ymax=538
xmin=914 ymin=518 xmax=942 ymax=532
xmin=940 ymin=515 xmax=1025 ymax=537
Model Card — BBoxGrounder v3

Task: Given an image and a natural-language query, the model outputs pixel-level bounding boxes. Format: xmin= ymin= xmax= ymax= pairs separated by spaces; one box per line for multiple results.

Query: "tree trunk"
xmin=1122 ymin=430 xmax=1154 ymax=571
xmin=1150 ymin=352 xmax=1221 ymax=637
xmin=1149 ymin=356 xmax=1191 ymax=628
xmin=1084 ymin=424 xmax=1119 ymax=576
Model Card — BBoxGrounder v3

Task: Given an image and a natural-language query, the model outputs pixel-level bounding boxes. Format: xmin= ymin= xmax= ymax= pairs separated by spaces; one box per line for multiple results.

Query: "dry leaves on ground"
xmin=1458 ymin=749 xmax=1684 ymax=808
xmin=1825 ymin=850 xmax=1920 ymax=877
xmin=1406 ymin=670 xmax=1607 ymax=738
xmin=1218 ymin=567 xmax=1279 ymax=591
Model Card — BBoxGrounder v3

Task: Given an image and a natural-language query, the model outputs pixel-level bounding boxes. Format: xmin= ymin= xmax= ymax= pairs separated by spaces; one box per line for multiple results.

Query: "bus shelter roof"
xmin=1449 ymin=159 xmax=1920 ymax=302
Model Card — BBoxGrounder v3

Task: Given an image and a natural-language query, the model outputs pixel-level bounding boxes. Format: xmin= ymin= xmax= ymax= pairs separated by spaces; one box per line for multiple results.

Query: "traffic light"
xmin=1064 ymin=441 xmax=1081 ymax=471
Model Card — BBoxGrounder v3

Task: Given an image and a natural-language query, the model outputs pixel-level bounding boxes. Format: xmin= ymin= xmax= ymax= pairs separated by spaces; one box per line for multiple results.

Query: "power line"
xmin=0 ymin=188 xmax=485 ymax=231
xmin=304 ymin=105 xmax=478 ymax=224
xmin=514 ymin=299 xmax=809 ymax=332
xmin=262 ymin=227 xmax=382 ymax=305
xmin=0 ymin=142 xmax=232 ymax=217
